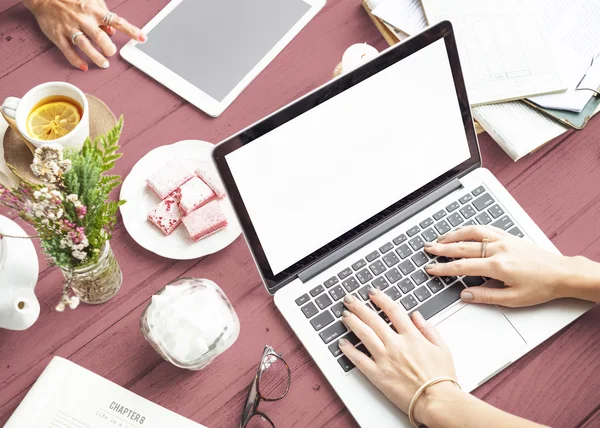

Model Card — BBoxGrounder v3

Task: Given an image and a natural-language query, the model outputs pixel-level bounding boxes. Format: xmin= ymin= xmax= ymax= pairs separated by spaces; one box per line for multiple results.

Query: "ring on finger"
xmin=102 ymin=12 xmax=115 ymax=26
xmin=71 ymin=31 xmax=84 ymax=45
xmin=481 ymin=237 xmax=489 ymax=258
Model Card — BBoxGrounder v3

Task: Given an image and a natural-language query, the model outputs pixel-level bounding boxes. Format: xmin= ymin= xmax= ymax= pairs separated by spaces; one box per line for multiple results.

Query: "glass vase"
xmin=60 ymin=242 xmax=123 ymax=304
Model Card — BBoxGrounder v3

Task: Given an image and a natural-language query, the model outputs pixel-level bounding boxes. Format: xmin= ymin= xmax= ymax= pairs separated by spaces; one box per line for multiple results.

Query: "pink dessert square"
xmin=195 ymin=161 xmax=226 ymax=199
xmin=147 ymin=189 xmax=183 ymax=235
xmin=182 ymin=200 xmax=228 ymax=242
xmin=178 ymin=176 xmax=216 ymax=215
xmin=146 ymin=161 xmax=195 ymax=200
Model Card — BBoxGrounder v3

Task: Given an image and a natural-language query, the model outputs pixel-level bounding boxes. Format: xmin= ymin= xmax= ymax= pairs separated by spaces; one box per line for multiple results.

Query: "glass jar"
xmin=140 ymin=277 xmax=240 ymax=370
xmin=60 ymin=242 xmax=122 ymax=304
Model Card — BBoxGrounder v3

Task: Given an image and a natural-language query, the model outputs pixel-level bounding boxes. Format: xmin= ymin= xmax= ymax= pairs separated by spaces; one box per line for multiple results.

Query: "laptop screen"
xmin=224 ymin=38 xmax=471 ymax=276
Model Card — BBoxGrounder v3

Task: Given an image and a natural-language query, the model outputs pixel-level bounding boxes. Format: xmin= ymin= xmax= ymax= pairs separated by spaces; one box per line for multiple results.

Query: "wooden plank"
xmin=0 ymin=1 xmax=384 ymax=427
xmin=0 ymin=3 xmax=49 ymax=79
xmin=2 ymin=0 xmax=600 ymax=426
xmin=0 ymin=1 xmax=20 ymax=15
xmin=580 ymin=405 xmax=600 ymax=427
xmin=0 ymin=0 xmax=166 ymax=80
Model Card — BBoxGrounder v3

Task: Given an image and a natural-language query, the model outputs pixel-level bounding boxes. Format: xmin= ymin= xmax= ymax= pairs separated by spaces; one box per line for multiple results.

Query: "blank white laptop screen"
xmin=226 ymin=39 xmax=471 ymax=275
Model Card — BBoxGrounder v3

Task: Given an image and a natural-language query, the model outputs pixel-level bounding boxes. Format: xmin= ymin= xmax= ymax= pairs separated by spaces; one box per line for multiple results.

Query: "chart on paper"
xmin=421 ymin=0 xmax=565 ymax=105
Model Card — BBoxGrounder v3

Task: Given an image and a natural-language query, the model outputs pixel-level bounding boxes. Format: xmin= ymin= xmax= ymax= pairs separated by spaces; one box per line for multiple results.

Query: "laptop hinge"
xmin=297 ymin=178 xmax=463 ymax=283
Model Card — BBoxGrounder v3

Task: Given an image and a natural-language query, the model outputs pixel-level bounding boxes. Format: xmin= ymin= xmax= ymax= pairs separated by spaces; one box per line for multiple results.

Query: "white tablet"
xmin=120 ymin=0 xmax=325 ymax=117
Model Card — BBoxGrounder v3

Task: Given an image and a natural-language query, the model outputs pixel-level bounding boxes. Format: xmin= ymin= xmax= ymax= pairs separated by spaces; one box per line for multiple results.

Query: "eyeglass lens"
xmin=257 ymin=354 xmax=290 ymax=400
xmin=246 ymin=412 xmax=275 ymax=428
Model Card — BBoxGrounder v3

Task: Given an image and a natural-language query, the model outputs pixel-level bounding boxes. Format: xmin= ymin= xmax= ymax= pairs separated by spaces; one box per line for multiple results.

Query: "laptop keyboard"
xmin=294 ymin=185 xmax=525 ymax=373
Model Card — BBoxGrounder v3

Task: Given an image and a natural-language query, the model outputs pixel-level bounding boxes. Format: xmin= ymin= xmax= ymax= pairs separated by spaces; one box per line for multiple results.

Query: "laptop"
xmin=213 ymin=22 xmax=593 ymax=427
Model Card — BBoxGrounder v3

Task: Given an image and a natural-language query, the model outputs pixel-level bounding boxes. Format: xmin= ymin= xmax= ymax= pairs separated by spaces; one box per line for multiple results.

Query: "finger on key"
xmin=368 ymin=287 xmax=418 ymax=336
xmin=424 ymin=240 xmax=497 ymax=258
xmin=339 ymin=337 xmax=377 ymax=376
xmin=74 ymin=33 xmax=109 ymax=68
xmin=436 ymin=225 xmax=505 ymax=244
xmin=343 ymin=292 xmax=396 ymax=343
xmin=342 ymin=310 xmax=385 ymax=357
xmin=82 ymin=22 xmax=116 ymax=57
xmin=425 ymin=258 xmax=493 ymax=278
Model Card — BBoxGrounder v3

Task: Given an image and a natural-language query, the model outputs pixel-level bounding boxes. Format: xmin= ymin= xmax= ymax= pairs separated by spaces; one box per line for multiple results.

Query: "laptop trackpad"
xmin=434 ymin=303 xmax=527 ymax=390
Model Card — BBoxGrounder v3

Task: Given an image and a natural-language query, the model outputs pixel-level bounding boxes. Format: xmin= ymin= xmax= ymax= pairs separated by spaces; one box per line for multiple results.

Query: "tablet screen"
xmin=138 ymin=0 xmax=312 ymax=102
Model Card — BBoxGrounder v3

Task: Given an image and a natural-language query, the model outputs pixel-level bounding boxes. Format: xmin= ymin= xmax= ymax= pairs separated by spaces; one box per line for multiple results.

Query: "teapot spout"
xmin=0 ymin=289 xmax=40 ymax=331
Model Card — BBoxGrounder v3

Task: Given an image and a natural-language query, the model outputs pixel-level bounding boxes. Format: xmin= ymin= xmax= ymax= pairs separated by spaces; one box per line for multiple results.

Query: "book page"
xmin=528 ymin=0 xmax=600 ymax=112
xmin=372 ymin=0 xmax=427 ymax=35
xmin=5 ymin=357 xmax=207 ymax=428
xmin=472 ymin=102 xmax=567 ymax=161
xmin=536 ymin=0 xmax=600 ymax=58
xmin=421 ymin=0 xmax=565 ymax=105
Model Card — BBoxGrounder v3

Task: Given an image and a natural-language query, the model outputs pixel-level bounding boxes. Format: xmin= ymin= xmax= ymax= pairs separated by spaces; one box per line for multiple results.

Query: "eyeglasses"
xmin=240 ymin=345 xmax=292 ymax=428
xmin=575 ymin=54 xmax=600 ymax=97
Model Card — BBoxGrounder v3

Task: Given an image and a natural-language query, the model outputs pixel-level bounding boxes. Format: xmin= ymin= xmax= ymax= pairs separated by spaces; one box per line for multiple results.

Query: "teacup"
xmin=1 ymin=82 xmax=89 ymax=151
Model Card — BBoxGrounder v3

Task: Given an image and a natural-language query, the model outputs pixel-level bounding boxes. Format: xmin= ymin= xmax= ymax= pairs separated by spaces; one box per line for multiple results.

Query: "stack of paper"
xmin=372 ymin=0 xmax=426 ymax=37
xmin=419 ymin=0 xmax=565 ymax=106
xmin=371 ymin=0 xmax=600 ymax=161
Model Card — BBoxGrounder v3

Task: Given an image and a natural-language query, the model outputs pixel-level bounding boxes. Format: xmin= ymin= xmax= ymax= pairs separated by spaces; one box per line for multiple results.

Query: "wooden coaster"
xmin=3 ymin=94 xmax=117 ymax=184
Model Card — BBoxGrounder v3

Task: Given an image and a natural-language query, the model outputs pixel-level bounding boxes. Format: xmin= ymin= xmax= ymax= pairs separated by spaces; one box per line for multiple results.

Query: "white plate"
xmin=120 ymin=140 xmax=241 ymax=260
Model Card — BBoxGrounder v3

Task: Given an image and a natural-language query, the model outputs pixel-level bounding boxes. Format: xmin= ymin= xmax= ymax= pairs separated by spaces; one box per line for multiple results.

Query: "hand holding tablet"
xmin=120 ymin=0 xmax=325 ymax=117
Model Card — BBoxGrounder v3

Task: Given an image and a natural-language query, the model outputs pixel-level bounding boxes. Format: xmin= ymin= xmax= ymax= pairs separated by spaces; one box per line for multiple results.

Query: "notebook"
xmin=420 ymin=0 xmax=565 ymax=105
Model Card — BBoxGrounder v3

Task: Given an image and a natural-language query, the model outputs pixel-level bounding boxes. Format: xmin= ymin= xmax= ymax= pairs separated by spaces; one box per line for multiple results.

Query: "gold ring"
xmin=71 ymin=31 xmax=84 ymax=45
xmin=102 ymin=12 xmax=115 ymax=26
xmin=481 ymin=237 xmax=489 ymax=258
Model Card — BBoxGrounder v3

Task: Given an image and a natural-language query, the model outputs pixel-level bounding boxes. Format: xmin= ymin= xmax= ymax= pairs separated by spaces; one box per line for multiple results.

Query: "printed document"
xmin=372 ymin=0 xmax=426 ymax=36
xmin=420 ymin=0 xmax=565 ymax=105
xmin=528 ymin=0 xmax=600 ymax=112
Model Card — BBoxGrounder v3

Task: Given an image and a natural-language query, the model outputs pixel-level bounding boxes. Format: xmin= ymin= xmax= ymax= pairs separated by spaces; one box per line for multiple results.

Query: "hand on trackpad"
xmin=435 ymin=303 xmax=527 ymax=390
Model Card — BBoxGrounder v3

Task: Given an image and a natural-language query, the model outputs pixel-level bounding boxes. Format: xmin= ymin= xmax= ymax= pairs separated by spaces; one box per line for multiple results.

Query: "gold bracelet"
xmin=408 ymin=376 xmax=461 ymax=427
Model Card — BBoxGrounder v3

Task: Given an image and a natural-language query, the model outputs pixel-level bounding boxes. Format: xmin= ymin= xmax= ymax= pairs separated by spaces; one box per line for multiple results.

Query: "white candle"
xmin=341 ymin=43 xmax=379 ymax=74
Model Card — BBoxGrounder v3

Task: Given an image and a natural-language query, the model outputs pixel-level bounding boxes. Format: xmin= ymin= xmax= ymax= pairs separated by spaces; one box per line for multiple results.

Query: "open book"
xmin=5 ymin=357 xmax=207 ymax=428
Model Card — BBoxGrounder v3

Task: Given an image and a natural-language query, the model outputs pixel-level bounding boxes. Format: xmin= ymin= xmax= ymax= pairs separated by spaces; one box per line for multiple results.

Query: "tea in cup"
xmin=1 ymin=82 xmax=89 ymax=150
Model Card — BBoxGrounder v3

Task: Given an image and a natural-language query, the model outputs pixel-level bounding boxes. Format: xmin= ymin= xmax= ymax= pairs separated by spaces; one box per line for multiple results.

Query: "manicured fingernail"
xmin=344 ymin=294 xmax=354 ymax=304
xmin=342 ymin=310 xmax=351 ymax=318
xmin=101 ymin=60 xmax=109 ymax=69
xmin=368 ymin=287 xmax=378 ymax=296
xmin=413 ymin=310 xmax=423 ymax=320
xmin=424 ymin=241 xmax=434 ymax=248
xmin=425 ymin=261 xmax=437 ymax=270
xmin=461 ymin=291 xmax=474 ymax=301
xmin=338 ymin=338 xmax=348 ymax=346
xmin=437 ymin=233 xmax=447 ymax=241
xmin=138 ymin=33 xmax=147 ymax=43
xmin=79 ymin=64 xmax=88 ymax=72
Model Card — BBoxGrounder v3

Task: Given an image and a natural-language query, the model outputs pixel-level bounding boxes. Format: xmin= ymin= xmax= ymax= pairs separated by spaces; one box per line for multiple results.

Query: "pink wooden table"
xmin=2 ymin=1 xmax=600 ymax=426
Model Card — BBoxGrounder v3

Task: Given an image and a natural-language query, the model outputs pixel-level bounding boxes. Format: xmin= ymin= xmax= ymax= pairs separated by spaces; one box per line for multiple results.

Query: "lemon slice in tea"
xmin=26 ymin=101 xmax=81 ymax=140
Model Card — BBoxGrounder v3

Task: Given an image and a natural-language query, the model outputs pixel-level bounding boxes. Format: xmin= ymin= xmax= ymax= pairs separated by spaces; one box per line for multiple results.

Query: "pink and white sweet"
xmin=146 ymin=161 xmax=195 ymax=200
xmin=182 ymin=200 xmax=228 ymax=242
xmin=195 ymin=161 xmax=226 ymax=199
xmin=178 ymin=176 xmax=215 ymax=215
xmin=147 ymin=189 xmax=183 ymax=235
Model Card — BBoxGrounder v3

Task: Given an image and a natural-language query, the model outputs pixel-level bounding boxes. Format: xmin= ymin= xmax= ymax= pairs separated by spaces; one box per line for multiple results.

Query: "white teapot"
xmin=0 ymin=215 xmax=40 ymax=330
